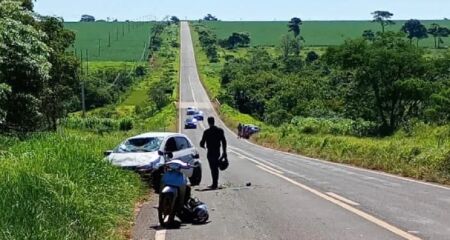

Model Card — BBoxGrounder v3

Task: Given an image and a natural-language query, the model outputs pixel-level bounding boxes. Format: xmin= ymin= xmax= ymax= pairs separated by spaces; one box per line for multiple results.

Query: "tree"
xmin=223 ymin=32 xmax=250 ymax=49
xmin=324 ymin=34 xmax=430 ymax=134
xmin=306 ymin=51 xmax=319 ymax=63
xmin=401 ymin=19 xmax=428 ymax=46
xmin=288 ymin=17 xmax=302 ymax=38
xmin=0 ymin=0 xmax=52 ymax=132
xmin=38 ymin=16 xmax=80 ymax=130
xmin=362 ymin=29 xmax=376 ymax=41
xmin=280 ymin=34 xmax=295 ymax=59
xmin=279 ymin=34 xmax=302 ymax=72
xmin=371 ymin=11 xmax=395 ymax=33
xmin=428 ymin=23 xmax=450 ymax=48
xmin=203 ymin=14 xmax=218 ymax=21
xmin=170 ymin=16 xmax=180 ymax=24
xmin=80 ymin=14 xmax=95 ymax=22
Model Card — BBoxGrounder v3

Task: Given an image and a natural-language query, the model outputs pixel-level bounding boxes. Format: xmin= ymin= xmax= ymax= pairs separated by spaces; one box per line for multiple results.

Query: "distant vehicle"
xmin=193 ymin=111 xmax=204 ymax=121
xmin=187 ymin=107 xmax=198 ymax=115
xmin=187 ymin=107 xmax=204 ymax=120
xmin=185 ymin=118 xmax=198 ymax=129
xmin=246 ymin=124 xmax=260 ymax=134
xmin=240 ymin=124 xmax=260 ymax=139
xmin=104 ymin=132 xmax=198 ymax=171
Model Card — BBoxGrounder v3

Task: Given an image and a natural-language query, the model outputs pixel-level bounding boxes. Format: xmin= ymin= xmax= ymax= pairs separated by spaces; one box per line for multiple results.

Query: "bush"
xmin=291 ymin=117 xmax=377 ymax=137
xmin=135 ymin=65 xmax=147 ymax=77
xmin=62 ymin=117 xmax=119 ymax=132
xmin=119 ymin=118 xmax=134 ymax=131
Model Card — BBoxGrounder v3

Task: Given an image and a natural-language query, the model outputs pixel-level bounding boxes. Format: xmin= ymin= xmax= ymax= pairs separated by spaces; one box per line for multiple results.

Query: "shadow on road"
xmin=150 ymin=220 xmax=211 ymax=230
xmin=195 ymin=186 xmax=225 ymax=192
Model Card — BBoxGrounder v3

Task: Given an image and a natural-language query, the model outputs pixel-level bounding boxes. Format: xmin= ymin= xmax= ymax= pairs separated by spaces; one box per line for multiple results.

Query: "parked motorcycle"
xmin=137 ymin=151 xmax=202 ymax=193
xmin=158 ymin=159 xmax=200 ymax=226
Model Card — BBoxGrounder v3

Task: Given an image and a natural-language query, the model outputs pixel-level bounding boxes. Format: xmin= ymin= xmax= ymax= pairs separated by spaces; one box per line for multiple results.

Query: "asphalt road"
xmin=132 ymin=22 xmax=450 ymax=240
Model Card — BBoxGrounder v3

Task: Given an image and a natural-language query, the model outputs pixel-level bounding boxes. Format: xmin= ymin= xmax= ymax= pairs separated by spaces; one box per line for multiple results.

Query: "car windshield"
xmin=116 ymin=137 xmax=163 ymax=153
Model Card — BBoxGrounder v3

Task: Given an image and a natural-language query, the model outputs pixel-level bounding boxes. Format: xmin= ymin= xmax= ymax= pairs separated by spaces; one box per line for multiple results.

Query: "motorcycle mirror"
xmin=104 ymin=150 xmax=113 ymax=157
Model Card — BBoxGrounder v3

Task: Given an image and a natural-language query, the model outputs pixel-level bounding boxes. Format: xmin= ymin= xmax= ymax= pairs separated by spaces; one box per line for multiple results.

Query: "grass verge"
xmin=0 ymin=130 xmax=145 ymax=239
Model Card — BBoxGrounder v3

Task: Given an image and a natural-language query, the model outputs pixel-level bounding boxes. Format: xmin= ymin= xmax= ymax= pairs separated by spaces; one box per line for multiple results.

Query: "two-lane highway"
xmin=133 ymin=22 xmax=450 ymax=240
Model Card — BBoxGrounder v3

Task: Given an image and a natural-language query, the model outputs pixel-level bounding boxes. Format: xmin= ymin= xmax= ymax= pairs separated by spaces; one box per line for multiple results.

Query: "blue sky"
xmin=34 ymin=0 xmax=449 ymax=22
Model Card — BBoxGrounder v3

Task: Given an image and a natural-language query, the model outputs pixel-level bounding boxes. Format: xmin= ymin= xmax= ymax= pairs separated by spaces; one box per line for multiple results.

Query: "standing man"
xmin=200 ymin=117 xmax=227 ymax=189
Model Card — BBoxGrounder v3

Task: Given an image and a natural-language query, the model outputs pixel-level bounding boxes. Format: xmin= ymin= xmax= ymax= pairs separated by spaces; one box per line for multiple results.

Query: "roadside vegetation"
xmin=191 ymin=12 xmax=450 ymax=184
xmin=0 ymin=0 xmax=180 ymax=238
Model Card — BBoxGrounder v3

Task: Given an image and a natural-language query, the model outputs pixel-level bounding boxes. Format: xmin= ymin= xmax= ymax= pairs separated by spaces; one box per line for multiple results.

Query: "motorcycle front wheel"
xmin=158 ymin=194 xmax=176 ymax=227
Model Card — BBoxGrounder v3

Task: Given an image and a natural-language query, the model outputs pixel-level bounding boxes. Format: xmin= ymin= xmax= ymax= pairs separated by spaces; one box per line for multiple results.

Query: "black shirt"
xmin=200 ymin=126 xmax=227 ymax=153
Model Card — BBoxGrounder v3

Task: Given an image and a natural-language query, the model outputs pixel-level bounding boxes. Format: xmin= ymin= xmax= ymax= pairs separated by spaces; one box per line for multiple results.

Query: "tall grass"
xmin=219 ymin=103 xmax=450 ymax=184
xmin=0 ymin=131 xmax=144 ymax=239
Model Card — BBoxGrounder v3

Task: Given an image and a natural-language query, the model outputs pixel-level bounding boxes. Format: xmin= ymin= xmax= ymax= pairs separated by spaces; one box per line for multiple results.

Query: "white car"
xmin=187 ymin=107 xmax=198 ymax=115
xmin=105 ymin=132 xmax=199 ymax=178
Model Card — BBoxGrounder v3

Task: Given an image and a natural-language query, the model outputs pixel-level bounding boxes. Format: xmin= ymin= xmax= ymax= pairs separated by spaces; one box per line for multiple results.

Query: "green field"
xmin=203 ymin=20 xmax=450 ymax=47
xmin=65 ymin=22 xmax=154 ymax=61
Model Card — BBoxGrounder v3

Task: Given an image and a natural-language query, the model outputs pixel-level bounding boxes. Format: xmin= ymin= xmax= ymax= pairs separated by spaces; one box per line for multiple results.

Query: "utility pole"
xmin=122 ymin=24 xmax=125 ymax=36
xmin=98 ymin=39 xmax=101 ymax=56
xmin=80 ymin=50 xmax=86 ymax=118
xmin=85 ymin=49 xmax=89 ymax=75
xmin=108 ymin=32 xmax=111 ymax=47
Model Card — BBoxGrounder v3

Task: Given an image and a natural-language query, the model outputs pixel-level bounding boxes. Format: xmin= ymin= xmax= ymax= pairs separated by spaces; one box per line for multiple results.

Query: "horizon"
xmin=34 ymin=0 xmax=450 ymax=22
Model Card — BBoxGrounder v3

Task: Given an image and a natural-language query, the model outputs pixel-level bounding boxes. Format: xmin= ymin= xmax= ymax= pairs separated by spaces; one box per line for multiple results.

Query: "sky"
xmin=34 ymin=0 xmax=450 ymax=22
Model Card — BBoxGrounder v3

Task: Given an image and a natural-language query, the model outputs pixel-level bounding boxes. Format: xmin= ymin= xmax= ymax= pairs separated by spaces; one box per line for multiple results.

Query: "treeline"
xmin=216 ymin=24 xmax=450 ymax=136
xmin=369 ymin=11 xmax=450 ymax=48
xmin=0 ymin=0 xmax=80 ymax=133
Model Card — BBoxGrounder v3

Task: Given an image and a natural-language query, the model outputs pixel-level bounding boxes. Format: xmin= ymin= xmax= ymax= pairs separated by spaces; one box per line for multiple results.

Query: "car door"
xmin=175 ymin=136 xmax=195 ymax=164
xmin=164 ymin=137 xmax=183 ymax=161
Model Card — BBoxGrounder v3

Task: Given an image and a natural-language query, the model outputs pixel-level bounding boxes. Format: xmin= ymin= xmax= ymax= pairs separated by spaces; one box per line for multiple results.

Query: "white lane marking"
xmin=263 ymin=146 xmax=450 ymax=191
xmin=229 ymin=147 xmax=285 ymax=173
xmin=230 ymin=150 xmax=283 ymax=174
xmin=256 ymin=164 xmax=284 ymax=175
xmin=255 ymin=166 xmax=422 ymax=240
xmin=326 ymin=192 xmax=360 ymax=206
xmin=155 ymin=229 xmax=166 ymax=240
xmin=256 ymin=165 xmax=282 ymax=176
xmin=187 ymin=75 xmax=198 ymax=107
